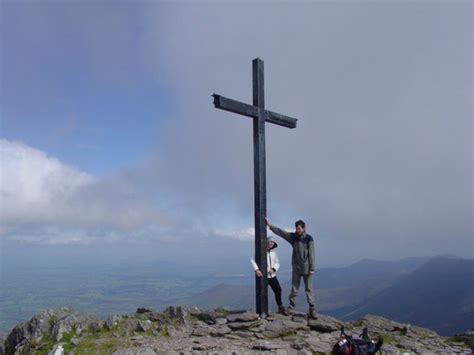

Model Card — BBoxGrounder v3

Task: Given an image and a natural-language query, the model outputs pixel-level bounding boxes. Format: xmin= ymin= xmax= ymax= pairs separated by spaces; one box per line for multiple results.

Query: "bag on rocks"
xmin=333 ymin=327 xmax=383 ymax=355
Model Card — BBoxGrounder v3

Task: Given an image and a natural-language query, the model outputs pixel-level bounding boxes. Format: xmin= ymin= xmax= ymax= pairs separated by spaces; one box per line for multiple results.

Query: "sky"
xmin=1 ymin=0 xmax=472 ymax=271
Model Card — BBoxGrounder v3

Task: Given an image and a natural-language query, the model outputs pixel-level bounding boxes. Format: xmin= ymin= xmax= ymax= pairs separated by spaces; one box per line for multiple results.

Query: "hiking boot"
xmin=286 ymin=305 xmax=295 ymax=315
xmin=309 ymin=307 xmax=318 ymax=319
xmin=278 ymin=305 xmax=289 ymax=316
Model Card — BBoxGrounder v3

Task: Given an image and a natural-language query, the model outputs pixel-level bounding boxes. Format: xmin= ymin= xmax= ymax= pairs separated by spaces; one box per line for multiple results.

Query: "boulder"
xmin=3 ymin=307 xmax=94 ymax=353
xmin=307 ymin=313 xmax=344 ymax=333
xmin=51 ymin=320 xmax=72 ymax=342
xmin=191 ymin=341 xmax=216 ymax=351
xmin=210 ymin=326 xmax=232 ymax=337
xmin=215 ymin=317 xmax=227 ymax=325
xmin=253 ymin=340 xmax=283 ymax=350
xmin=191 ymin=325 xmax=213 ymax=337
xmin=290 ymin=338 xmax=306 ymax=350
xmin=144 ymin=311 xmax=164 ymax=323
xmin=261 ymin=320 xmax=307 ymax=339
xmin=89 ymin=320 xmax=105 ymax=333
xmin=48 ymin=344 xmax=64 ymax=355
xmin=105 ymin=315 xmax=123 ymax=330
xmin=304 ymin=332 xmax=336 ymax=353
xmin=226 ymin=312 xmax=259 ymax=323
xmin=113 ymin=347 xmax=157 ymax=355
xmin=120 ymin=318 xmax=140 ymax=336
xmin=136 ymin=308 xmax=154 ymax=314
xmin=231 ymin=330 xmax=256 ymax=338
xmin=195 ymin=312 xmax=216 ymax=325
xmin=265 ymin=319 xmax=309 ymax=335
xmin=163 ymin=306 xmax=187 ymax=324
xmin=135 ymin=320 xmax=153 ymax=333
xmin=227 ymin=320 xmax=262 ymax=330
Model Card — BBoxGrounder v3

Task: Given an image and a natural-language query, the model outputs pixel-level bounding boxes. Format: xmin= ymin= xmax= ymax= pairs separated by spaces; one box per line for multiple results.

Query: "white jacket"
xmin=250 ymin=250 xmax=280 ymax=278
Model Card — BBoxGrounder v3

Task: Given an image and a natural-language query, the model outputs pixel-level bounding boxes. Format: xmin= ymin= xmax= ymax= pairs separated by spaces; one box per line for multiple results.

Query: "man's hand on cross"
xmin=255 ymin=270 xmax=263 ymax=278
xmin=264 ymin=217 xmax=270 ymax=226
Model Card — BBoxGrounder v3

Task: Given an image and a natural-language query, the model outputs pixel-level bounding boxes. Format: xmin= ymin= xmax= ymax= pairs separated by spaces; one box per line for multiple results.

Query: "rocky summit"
xmin=1 ymin=306 xmax=472 ymax=354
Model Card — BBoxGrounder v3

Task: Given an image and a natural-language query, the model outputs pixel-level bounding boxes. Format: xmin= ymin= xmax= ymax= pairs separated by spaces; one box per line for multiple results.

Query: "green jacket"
xmin=269 ymin=224 xmax=315 ymax=275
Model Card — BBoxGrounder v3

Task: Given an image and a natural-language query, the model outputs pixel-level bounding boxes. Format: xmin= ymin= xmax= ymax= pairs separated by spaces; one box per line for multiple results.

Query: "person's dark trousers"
xmin=268 ymin=276 xmax=283 ymax=307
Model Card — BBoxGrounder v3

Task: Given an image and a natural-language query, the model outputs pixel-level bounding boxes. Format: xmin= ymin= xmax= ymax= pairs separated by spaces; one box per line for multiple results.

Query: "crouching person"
xmin=250 ymin=237 xmax=287 ymax=315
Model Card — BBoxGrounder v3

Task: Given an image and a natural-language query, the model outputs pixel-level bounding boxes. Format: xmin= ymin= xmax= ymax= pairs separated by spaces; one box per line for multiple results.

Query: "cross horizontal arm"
xmin=213 ymin=94 xmax=298 ymax=129
xmin=213 ymin=94 xmax=257 ymax=118
xmin=265 ymin=110 xmax=298 ymax=129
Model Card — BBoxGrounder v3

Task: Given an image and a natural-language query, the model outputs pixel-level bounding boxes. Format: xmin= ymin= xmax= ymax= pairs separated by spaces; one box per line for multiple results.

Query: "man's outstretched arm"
xmin=265 ymin=217 xmax=292 ymax=244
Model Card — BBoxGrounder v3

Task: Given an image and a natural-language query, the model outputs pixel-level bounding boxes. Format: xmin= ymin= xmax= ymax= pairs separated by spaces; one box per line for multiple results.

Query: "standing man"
xmin=250 ymin=237 xmax=287 ymax=315
xmin=265 ymin=217 xmax=317 ymax=319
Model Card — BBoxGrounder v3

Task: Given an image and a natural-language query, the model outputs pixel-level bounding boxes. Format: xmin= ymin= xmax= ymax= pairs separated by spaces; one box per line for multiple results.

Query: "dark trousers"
xmin=268 ymin=276 xmax=283 ymax=307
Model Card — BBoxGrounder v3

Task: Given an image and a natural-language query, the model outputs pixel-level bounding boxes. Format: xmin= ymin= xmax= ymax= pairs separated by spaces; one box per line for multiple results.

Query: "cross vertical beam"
xmin=252 ymin=58 xmax=268 ymax=315
xmin=212 ymin=58 xmax=298 ymax=316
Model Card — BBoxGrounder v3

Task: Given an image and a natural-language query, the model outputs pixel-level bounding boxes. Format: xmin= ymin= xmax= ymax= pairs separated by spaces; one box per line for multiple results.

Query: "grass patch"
xmin=214 ymin=307 xmax=231 ymax=316
xmin=93 ymin=325 xmax=111 ymax=336
xmin=159 ymin=326 xmax=170 ymax=337
xmin=60 ymin=330 xmax=75 ymax=343
xmin=381 ymin=334 xmax=394 ymax=344
xmin=447 ymin=335 xmax=474 ymax=349
xmin=63 ymin=343 xmax=75 ymax=353
xmin=108 ymin=319 xmax=125 ymax=333
xmin=72 ymin=334 xmax=119 ymax=354
xmin=31 ymin=334 xmax=55 ymax=355
xmin=188 ymin=313 xmax=200 ymax=321
xmin=48 ymin=316 xmax=59 ymax=330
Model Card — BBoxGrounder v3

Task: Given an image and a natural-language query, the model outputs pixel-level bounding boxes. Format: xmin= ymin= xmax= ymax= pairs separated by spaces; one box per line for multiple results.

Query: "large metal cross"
xmin=212 ymin=58 xmax=298 ymax=315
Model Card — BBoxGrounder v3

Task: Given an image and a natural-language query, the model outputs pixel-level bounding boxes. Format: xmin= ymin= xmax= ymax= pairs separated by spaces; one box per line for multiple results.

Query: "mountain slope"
xmin=314 ymin=256 xmax=429 ymax=289
xmin=181 ymin=256 xmax=473 ymax=335
xmin=183 ymin=257 xmax=430 ymax=312
xmin=335 ymin=257 xmax=474 ymax=335
xmin=2 ymin=306 xmax=472 ymax=354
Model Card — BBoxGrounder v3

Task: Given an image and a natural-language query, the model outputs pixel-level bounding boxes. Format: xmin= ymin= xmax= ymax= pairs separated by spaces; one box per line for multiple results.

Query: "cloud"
xmin=0 ymin=139 xmax=254 ymax=247
xmin=0 ymin=139 xmax=171 ymax=243
xmin=1 ymin=2 xmax=472 ymax=264
xmin=213 ymin=227 xmax=255 ymax=242
xmin=139 ymin=1 xmax=472 ymax=261
xmin=0 ymin=139 xmax=93 ymax=224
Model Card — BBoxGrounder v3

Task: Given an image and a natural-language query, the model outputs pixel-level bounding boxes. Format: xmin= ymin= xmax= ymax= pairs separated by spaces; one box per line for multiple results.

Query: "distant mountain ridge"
xmin=180 ymin=256 xmax=474 ymax=335
xmin=332 ymin=257 xmax=474 ymax=335
xmin=314 ymin=256 xmax=430 ymax=288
